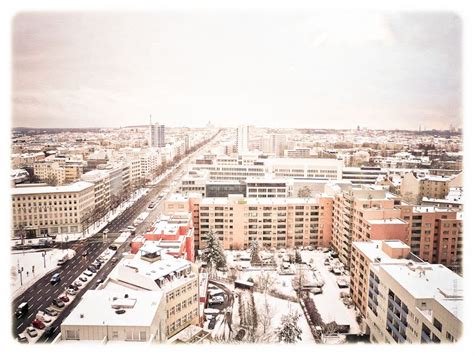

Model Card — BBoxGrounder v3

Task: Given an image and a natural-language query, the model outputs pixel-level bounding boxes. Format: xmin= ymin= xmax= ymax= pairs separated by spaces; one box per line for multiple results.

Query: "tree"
xmin=275 ymin=309 xmax=303 ymax=343
xmin=258 ymin=296 xmax=275 ymax=335
xmin=297 ymin=185 xmax=312 ymax=198
xmin=295 ymin=249 xmax=302 ymax=264
xmin=255 ymin=271 xmax=276 ymax=296
xmin=249 ymin=239 xmax=261 ymax=266
xmin=201 ymin=230 xmax=226 ymax=276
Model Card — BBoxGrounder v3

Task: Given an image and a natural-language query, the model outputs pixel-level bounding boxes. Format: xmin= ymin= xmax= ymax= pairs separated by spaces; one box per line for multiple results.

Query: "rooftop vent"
xmin=115 ymin=309 xmax=126 ymax=315
xmin=124 ymin=294 xmax=129 ymax=298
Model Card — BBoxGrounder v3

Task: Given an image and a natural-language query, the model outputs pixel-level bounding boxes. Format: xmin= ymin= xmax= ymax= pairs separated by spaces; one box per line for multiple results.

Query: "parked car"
xmin=111 ymin=257 xmax=118 ymax=264
xmin=82 ymin=250 xmax=88 ymax=257
xmin=36 ymin=311 xmax=52 ymax=323
xmin=108 ymin=245 xmax=118 ymax=251
xmin=26 ymin=327 xmax=38 ymax=338
xmin=309 ymin=287 xmax=323 ymax=295
xmin=50 ymin=273 xmax=61 ymax=285
xmin=15 ymin=302 xmax=29 ymax=318
xmin=96 ymin=278 xmax=104 ymax=285
xmin=59 ymin=294 xmax=70 ymax=303
xmin=52 ymin=299 xmax=65 ymax=308
xmin=73 ymin=280 xmax=83 ymax=288
xmin=32 ymin=319 xmax=45 ymax=330
xmin=87 ymin=266 xmax=97 ymax=273
xmin=103 ymin=228 xmax=109 ymax=234
xmin=208 ymin=296 xmax=225 ymax=305
xmin=126 ymin=225 xmax=136 ymax=232
xmin=66 ymin=288 xmax=77 ymax=296
xmin=208 ymin=318 xmax=217 ymax=329
xmin=92 ymin=262 xmax=102 ymax=269
xmin=83 ymin=270 xmax=93 ymax=277
xmin=69 ymin=284 xmax=79 ymax=291
xmin=17 ymin=334 xmax=28 ymax=343
xmin=43 ymin=326 xmax=55 ymax=337
xmin=44 ymin=307 xmax=58 ymax=317
xmin=79 ymin=276 xmax=88 ymax=282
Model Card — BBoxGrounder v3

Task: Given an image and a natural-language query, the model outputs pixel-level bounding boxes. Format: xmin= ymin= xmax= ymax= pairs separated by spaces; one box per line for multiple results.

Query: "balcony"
xmin=421 ymin=331 xmax=432 ymax=343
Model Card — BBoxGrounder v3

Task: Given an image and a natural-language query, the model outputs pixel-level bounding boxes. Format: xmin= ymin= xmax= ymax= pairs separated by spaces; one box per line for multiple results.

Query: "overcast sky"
xmin=12 ymin=11 xmax=461 ymax=130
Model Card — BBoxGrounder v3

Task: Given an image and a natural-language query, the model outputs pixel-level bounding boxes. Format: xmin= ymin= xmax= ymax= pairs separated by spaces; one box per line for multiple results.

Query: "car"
xmin=83 ymin=270 xmax=93 ymax=277
xmin=32 ymin=319 xmax=45 ymax=330
xmin=17 ymin=334 xmax=28 ymax=343
xmin=108 ymin=245 xmax=118 ymax=251
xmin=87 ymin=266 xmax=97 ymax=273
xmin=82 ymin=251 xmax=88 ymax=257
xmin=92 ymin=261 xmax=102 ymax=269
xmin=44 ymin=307 xmax=58 ymax=317
xmin=52 ymin=299 xmax=65 ymax=308
xmin=36 ymin=311 xmax=52 ymax=323
xmin=208 ymin=296 xmax=225 ymax=305
xmin=69 ymin=284 xmax=79 ymax=291
xmin=15 ymin=302 xmax=29 ymax=318
xmin=73 ymin=280 xmax=83 ymax=288
xmin=324 ymin=259 xmax=330 ymax=266
xmin=26 ymin=327 xmax=38 ymax=338
xmin=96 ymin=278 xmax=104 ymax=285
xmin=50 ymin=273 xmax=61 ymax=285
xmin=309 ymin=287 xmax=323 ymax=295
xmin=66 ymin=288 xmax=77 ymax=296
xmin=111 ymin=257 xmax=118 ymax=264
xmin=79 ymin=276 xmax=88 ymax=282
xmin=208 ymin=318 xmax=217 ymax=330
xmin=126 ymin=225 xmax=136 ymax=232
xmin=103 ymin=228 xmax=109 ymax=234
xmin=43 ymin=326 xmax=55 ymax=337
xmin=59 ymin=294 xmax=70 ymax=303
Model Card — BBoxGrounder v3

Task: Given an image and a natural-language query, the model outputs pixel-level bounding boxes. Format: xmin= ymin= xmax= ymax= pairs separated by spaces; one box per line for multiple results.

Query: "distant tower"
xmin=236 ymin=125 xmax=249 ymax=153
xmin=149 ymin=116 xmax=165 ymax=148
xmin=357 ymin=125 xmax=360 ymax=131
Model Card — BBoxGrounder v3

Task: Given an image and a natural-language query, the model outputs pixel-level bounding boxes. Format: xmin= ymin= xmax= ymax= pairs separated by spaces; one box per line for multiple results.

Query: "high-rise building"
xmin=149 ymin=118 xmax=165 ymax=148
xmin=236 ymin=125 xmax=249 ymax=153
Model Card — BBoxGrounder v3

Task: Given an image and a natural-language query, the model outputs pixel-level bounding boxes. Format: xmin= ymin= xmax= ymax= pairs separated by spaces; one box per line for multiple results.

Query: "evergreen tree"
xmin=295 ymin=249 xmax=302 ymax=264
xmin=275 ymin=310 xmax=303 ymax=343
xmin=201 ymin=230 xmax=226 ymax=275
xmin=250 ymin=239 xmax=261 ymax=265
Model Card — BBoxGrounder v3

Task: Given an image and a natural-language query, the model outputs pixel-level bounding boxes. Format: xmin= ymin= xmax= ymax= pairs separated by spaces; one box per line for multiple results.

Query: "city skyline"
xmin=12 ymin=11 xmax=461 ymax=130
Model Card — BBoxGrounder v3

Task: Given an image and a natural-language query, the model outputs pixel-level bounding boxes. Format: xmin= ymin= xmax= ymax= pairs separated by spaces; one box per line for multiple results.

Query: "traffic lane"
xmin=13 ymin=240 xmax=113 ymax=336
xmin=38 ymin=236 xmax=134 ymax=343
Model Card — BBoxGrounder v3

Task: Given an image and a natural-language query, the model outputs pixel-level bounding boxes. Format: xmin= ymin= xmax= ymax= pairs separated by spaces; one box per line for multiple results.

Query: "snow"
xmin=11 ymin=248 xmax=76 ymax=298
xmin=252 ymin=292 xmax=314 ymax=343
xmin=301 ymin=250 xmax=361 ymax=333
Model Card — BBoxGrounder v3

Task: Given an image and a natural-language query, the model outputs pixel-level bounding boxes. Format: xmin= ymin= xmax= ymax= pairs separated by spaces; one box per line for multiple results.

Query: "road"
xmin=11 ymin=130 xmax=222 ymax=343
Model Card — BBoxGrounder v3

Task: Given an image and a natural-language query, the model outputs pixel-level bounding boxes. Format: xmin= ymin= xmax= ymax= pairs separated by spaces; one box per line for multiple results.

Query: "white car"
xmin=36 ymin=311 xmax=52 ymax=323
xmin=83 ymin=270 xmax=93 ymax=277
xmin=209 ymin=296 xmax=225 ymax=305
xmin=126 ymin=225 xmax=136 ymax=232
xmin=26 ymin=327 xmax=38 ymax=337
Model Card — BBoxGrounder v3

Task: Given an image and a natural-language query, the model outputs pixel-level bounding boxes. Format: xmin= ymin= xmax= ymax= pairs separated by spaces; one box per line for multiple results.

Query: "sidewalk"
xmin=11 ymin=248 xmax=76 ymax=299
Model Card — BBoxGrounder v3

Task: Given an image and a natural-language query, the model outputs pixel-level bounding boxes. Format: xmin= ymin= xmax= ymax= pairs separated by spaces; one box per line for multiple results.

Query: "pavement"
xmin=11 ymin=132 xmax=221 ymax=344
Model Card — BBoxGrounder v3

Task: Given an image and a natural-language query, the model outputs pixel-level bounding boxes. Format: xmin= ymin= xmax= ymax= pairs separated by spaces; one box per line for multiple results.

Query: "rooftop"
xmin=379 ymin=263 xmax=463 ymax=321
xmin=353 ymin=240 xmax=410 ymax=262
xmin=61 ymin=290 xmax=163 ymax=327
xmin=366 ymin=218 xmax=407 ymax=225
xmin=12 ymin=181 xmax=94 ymax=195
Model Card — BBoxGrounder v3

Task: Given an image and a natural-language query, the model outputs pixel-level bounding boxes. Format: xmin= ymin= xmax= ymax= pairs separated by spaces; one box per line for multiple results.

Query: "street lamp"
xmin=17 ymin=259 xmax=24 ymax=286
xmin=42 ymin=251 xmax=46 ymax=268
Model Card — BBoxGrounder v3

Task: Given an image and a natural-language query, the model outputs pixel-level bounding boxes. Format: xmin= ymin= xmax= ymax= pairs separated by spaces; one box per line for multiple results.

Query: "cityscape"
xmin=7 ymin=8 xmax=468 ymax=351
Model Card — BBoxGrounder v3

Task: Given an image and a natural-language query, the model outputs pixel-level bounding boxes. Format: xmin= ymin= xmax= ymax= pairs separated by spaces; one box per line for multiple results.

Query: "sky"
xmin=12 ymin=11 xmax=462 ymax=130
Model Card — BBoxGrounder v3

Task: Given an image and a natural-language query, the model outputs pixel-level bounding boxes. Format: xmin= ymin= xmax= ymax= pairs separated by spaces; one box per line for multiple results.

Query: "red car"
xmin=32 ymin=319 xmax=45 ymax=330
xmin=59 ymin=294 xmax=70 ymax=303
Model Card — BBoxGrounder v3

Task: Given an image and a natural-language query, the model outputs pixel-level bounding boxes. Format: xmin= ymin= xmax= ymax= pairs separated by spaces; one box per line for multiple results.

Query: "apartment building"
xmin=166 ymin=193 xmax=333 ymax=250
xmin=61 ymin=290 xmax=167 ymax=342
xmin=81 ymin=170 xmax=111 ymax=212
xmin=33 ymin=161 xmax=66 ymax=185
xmin=11 ymin=181 xmax=95 ymax=238
xmin=400 ymin=171 xmax=453 ymax=202
xmin=350 ymin=240 xmax=413 ymax=317
xmin=399 ymin=205 xmax=462 ymax=270
xmin=331 ymin=186 xmax=397 ymax=266
xmin=106 ymin=247 xmax=200 ymax=339
xmin=367 ymin=262 xmax=462 ymax=344
xmin=342 ymin=167 xmax=388 ymax=185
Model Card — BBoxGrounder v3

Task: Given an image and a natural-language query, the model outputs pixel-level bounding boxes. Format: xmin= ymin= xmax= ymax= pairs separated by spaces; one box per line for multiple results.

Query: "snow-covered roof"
xmin=12 ymin=181 xmax=94 ymax=195
xmin=366 ymin=218 xmax=406 ymax=225
xmin=377 ymin=263 xmax=463 ymax=321
xmin=353 ymin=241 xmax=410 ymax=263
xmin=61 ymin=289 xmax=163 ymax=327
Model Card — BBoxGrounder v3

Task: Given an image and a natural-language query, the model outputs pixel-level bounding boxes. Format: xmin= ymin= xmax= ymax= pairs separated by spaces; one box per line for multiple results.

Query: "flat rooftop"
xmin=367 ymin=218 xmax=407 ymax=225
xmin=61 ymin=290 xmax=163 ymax=327
xmin=378 ymin=263 xmax=463 ymax=321
xmin=353 ymin=240 xmax=410 ymax=262
xmin=12 ymin=181 xmax=94 ymax=195
xmin=200 ymin=196 xmax=318 ymax=205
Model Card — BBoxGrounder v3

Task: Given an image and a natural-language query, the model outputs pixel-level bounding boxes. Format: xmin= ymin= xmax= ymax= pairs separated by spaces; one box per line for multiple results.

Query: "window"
xmin=112 ymin=331 xmax=118 ymax=339
xmin=139 ymin=331 xmax=147 ymax=341
xmin=66 ymin=329 xmax=79 ymax=340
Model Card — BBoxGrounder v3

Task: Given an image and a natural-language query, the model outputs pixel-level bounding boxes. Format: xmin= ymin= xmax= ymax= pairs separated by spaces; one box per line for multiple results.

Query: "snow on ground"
xmin=252 ymin=292 xmax=314 ymax=343
xmin=11 ymin=248 xmax=76 ymax=298
xmin=301 ymin=250 xmax=361 ymax=333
